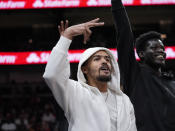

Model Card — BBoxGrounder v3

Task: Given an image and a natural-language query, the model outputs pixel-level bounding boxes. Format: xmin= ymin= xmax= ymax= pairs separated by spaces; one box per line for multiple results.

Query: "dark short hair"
xmin=135 ymin=31 xmax=162 ymax=54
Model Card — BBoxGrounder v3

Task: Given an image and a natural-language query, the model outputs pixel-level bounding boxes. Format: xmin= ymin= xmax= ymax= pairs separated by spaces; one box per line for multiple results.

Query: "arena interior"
xmin=0 ymin=0 xmax=175 ymax=130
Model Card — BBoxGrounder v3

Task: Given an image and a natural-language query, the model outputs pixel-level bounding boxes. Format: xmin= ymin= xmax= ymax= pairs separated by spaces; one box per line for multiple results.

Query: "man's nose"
xmin=157 ymin=48 xmax=166 ymax=57
xmin=101 ymin=58 xmax=107 ymax=63
xmin=157 ymin=48 xmax=164 ymax=53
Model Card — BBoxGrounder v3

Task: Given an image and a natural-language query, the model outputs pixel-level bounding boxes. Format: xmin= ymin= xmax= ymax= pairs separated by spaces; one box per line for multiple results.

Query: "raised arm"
xmin=111 ymin=0 xmax=139 ymax=95
xmin=43 ymin=18 xmax=104 ymax=114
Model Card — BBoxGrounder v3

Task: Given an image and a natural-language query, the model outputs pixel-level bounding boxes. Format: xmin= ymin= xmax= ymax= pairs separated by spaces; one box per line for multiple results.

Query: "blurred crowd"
xmin=0 ymin=82 xmax=68 ymax=131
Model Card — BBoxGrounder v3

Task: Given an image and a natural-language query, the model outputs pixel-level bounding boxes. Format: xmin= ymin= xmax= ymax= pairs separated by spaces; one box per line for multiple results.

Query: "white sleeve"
xmin=43 ymin=36 xmax=78 ymax=115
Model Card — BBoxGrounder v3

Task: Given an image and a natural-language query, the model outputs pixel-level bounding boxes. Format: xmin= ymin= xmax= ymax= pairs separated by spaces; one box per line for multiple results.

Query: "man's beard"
xmin=97 ymin=75 xmax=111 ymax=82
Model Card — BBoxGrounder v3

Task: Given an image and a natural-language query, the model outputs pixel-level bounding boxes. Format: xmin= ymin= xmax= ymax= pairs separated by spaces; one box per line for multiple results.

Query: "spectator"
xmin=43 ymin=18 xmax=137 ymax=131
xmin=111 ymin=0 xmax=175 ymax=130
xmin=1 ymin=113 xmax=16 ymax=131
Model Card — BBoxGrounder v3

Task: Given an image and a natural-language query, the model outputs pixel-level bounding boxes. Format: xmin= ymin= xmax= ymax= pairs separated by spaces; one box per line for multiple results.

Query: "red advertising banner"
xmin=0 ymin=0 xmax=175 ymax=10
xmin=0 ymin=46 xmax=175 ymax=65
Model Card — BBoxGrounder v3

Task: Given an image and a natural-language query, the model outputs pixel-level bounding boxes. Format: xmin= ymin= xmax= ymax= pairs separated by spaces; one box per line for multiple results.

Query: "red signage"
xmin=0 ymin=46 xmax=175 ymax=65
xmin=0 ymin=0 xmax=175 ymax=10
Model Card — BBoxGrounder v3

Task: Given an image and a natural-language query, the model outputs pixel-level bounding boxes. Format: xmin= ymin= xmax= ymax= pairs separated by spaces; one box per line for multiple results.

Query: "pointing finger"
xmin=88 ymin=22 xmax=104 ymax=28
xmin=58 ymin=25 xmax=61 ymax=35
xmin=83 ymin=26 xmax=92 ymax=44
xmin=60 ymin=21 xmax=64 ymax=31
xmin=87 ymin=18 xmax=100 ymax=23
xmin=86 ymin=26 xmax=92 ymax=35
xmin=65 ymin=20 xmax=69 ymax=29
xmin=83 ymin=30 xmax=87 ymax=44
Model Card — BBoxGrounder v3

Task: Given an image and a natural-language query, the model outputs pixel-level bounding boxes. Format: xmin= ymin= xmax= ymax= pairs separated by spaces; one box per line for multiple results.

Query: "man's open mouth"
xmin=99 ymin=66 xmax=110 ymax=73
xmin=155 ymin=53 xmax=166 ymax=60
xmin=156 ymin=55 xmax=164 ymax=59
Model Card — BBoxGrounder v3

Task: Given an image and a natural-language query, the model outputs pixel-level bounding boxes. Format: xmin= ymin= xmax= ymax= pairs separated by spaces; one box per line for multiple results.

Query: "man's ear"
xmin=81 ymin=66 xmax=88 ymax=74
xmin=138 ymin=51 xmax=145 ymax=60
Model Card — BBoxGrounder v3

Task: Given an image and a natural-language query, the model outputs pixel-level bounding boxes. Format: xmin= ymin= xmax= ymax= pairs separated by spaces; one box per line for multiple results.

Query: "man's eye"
xmin=106 ymin=58 xmax=110 ymax=62
xmin=151 ymin=47 xmax=156 ymax=49
xmin=94 ymin=57 xmax=100 ymax=61
xmin=105 ymin=57 xmax=111 ymax=62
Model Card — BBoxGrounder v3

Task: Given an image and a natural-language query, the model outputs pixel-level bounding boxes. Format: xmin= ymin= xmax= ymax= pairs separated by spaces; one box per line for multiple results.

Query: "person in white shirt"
xmin=43 ymin=18 xmax=137 ymax=131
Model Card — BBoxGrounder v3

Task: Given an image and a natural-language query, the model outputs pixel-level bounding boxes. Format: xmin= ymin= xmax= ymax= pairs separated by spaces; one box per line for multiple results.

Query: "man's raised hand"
xmin=58 ymin=18 xmax=104 ymax=44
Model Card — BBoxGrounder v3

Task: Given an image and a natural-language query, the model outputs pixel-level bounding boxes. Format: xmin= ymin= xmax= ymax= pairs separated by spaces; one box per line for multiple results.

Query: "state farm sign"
xmin=0 ymin=0 xmax=175 ymax=10
xmin=0 ymin=55 xmax=17 ymax=64
xmin=32 ymin=0 xmax=80 ymax=8
xmin=0 ymin=46 xmax=175 ymax=65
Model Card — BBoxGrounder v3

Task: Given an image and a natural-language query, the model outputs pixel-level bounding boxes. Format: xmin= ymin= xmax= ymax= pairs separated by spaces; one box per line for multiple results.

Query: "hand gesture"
xmin=58 ymin=20 xmax=69 ymax=36
xmin=58 ymin=18 xmax=104 ymax=44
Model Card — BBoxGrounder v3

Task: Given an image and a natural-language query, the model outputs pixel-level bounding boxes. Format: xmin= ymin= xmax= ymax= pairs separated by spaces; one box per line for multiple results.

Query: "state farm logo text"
xmin=0 ymin=55 xmax=17 ymax=64
xmin=33 ymin=0 xmax=80 ymax=8
xmin=26 ymin=52 xmax=50 ymax=63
